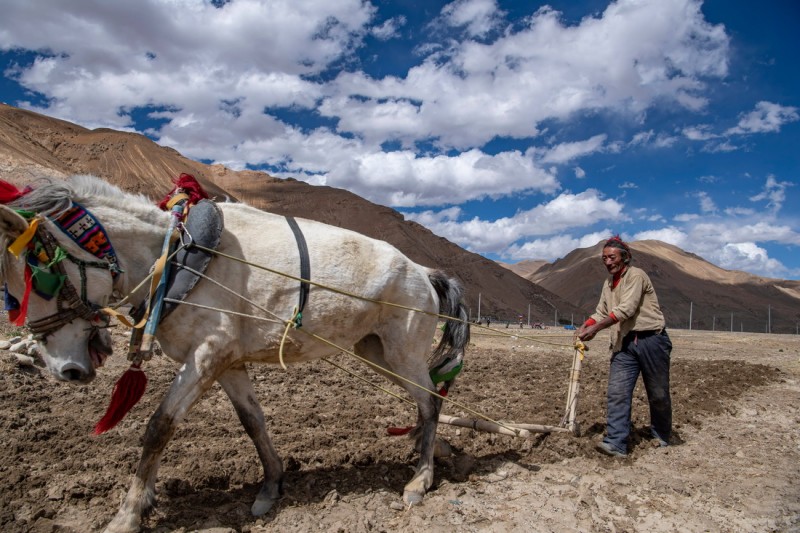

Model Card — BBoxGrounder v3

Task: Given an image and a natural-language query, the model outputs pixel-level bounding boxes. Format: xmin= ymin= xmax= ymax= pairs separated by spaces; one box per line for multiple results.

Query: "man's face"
xmin=602 ymin=246 xmax=626 ymax=275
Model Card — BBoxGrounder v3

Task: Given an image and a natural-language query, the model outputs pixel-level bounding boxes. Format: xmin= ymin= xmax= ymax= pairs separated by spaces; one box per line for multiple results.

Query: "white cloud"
xmin=1 ymin=0 xmax=735 ymax=212
xmin=629 ymin=129 xmax=677 ymax=148
xmin=726 ymin=101 xmax=800 ymax=135
xmin=749 ymin=175 xmax=792 ymax=213
xmin=405 ymin=206 xmax=462 ymax=225
xmin=682 ymin=125 xmax=718 ymax=141
xmin=539 ymin=134 xmax=607 ymax=164
xmin=372 ymin=16 xmax=406 ymax=40
xmin=724 ymin=206 xmax=755 ymax=216
xmin=691 ymin=221 xmax=800 ymax=247
xmin=634 ymin=217 xmax=800 ymax=277
xmin=716 ymin=242 xmax=785 ymax=275
xmin=6 ymin=1 xmax=795 ymax=280
xmin=702 ymin=140 xmax=739 ymax=153
xmin=504 ymin=230 xmax=611 ymax=261
xmin=5 ymin=0 xmax=372 ymax=131
xmin=441 ymin=0 xmax=503 ymax=38
xmin=683 ymin=101 xmax=799 ymax=152
xmin=327 ymin=147 xmax=560 ymax=207
xmin=327 ymin=0 xmax=729 ymax=149
xmin=634 ymin=227 xmax=689 ymax=249
xmin=404 ymin=189 xmax=625 ymax=253
xmin=697 ymin=191 xmax=717 ymax=213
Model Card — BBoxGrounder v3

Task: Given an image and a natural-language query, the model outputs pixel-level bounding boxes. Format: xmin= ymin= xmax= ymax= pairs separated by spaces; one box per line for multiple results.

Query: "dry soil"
xmin=1 ymin=325 xmax=798 ymax=532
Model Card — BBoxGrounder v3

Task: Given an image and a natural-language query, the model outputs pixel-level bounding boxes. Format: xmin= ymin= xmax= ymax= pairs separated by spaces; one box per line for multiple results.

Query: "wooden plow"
xmin=436 ymin=340 xmax=585 ymax=439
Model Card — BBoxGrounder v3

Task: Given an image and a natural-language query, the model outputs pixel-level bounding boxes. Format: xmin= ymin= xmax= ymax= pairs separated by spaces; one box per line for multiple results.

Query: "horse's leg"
xmin=401 ymin=374 xmax=441 ymax=505
xmin=355 ymin=332 xmax=440 ymax=505
xmin=216 ymin=364 xmax=283 ymax=516
xmin=104 ymin=361 xmax=216 ymax=533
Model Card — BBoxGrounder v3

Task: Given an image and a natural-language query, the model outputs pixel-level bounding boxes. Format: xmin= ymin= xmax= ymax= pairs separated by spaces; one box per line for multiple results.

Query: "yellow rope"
xmin=291 ymin=322 xmax=523 ymax=435
xmin=191 ymin=243 xmax=576 ymax=351
xmin=100 ymin=241 xmax=577 ymax=437
xmin=152 ymin=282 xmax=524 ymax=435
xmin=278 ymin=305 xmax=299 ymax=370
xmin=322 ymin=357 xmax=414 ymax=406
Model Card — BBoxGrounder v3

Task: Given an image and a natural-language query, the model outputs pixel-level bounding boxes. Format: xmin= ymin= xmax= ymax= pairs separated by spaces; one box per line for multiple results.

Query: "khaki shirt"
xmin=590 ymin=266 xmax=665 ymax=352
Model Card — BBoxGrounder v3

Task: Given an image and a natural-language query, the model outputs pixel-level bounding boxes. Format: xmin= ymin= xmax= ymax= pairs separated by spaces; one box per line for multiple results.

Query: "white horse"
xmin=0 ymin=175 xmax=469 ymax=533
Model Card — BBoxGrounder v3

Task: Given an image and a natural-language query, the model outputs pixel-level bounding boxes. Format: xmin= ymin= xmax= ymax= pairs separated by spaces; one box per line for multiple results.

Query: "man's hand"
xmin=577 ymin=324 xmax=598 ymax=342
xmin=578 ymin=315 xmax=617 ymax=342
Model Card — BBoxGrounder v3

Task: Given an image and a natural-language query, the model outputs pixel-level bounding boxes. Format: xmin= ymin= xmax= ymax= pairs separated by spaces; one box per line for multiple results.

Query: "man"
xmin=577 ymin=236 xmax=672 ymax=458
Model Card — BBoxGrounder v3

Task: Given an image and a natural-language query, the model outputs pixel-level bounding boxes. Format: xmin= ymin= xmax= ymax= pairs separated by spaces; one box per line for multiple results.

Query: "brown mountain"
xmin=497 ymin=259 xmax=547 ymax=279
xmin=527 ymin=240 xmax=800 ymax=334
xmin=0 ymin=103 xmax=581 ymax=323
xmin=0 ymin=103 xmax=232 ymax=201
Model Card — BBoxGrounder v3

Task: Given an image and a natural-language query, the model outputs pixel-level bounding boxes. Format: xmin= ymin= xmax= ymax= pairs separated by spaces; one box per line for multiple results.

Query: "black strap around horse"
xmin=285 ymin=216 xmax=310 ymax=324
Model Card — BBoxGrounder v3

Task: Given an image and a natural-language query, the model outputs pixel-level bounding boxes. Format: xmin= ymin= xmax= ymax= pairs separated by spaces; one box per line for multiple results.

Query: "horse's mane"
xmin=0 ymin=175 xmax=156 ymax=279
xmin=7 ymin=175 xmax=152 ymax=217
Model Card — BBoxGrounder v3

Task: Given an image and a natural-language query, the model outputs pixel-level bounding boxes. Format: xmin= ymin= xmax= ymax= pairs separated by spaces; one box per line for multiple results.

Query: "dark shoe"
xmin=596 ymin=441 xmax=627 ymax=458
xmin=650 ymin=437 xmax=669 ymax=448
xmin=649 ymin=430 xmax=669 ymax=447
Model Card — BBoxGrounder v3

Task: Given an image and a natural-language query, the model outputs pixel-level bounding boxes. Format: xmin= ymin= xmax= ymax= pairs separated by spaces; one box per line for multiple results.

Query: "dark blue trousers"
xmin=603 ymin=329 xmax=672 ymax=454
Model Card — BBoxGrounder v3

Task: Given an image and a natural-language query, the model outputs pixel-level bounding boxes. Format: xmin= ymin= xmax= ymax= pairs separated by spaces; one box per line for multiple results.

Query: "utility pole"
xmin=527 ymin=303 xmax=531 ymax=327
xmin=477 ymin=293 xmax=481 ymax=322
xmin=768 ymin=305 xmax=771 ymax=334
xmin=712 ymin=315 xmax=716 ymax=331
xmin=730 ymin=312 xmax=733 ymax=333
xmin=689 ymin=302 xmax=693 ymax=331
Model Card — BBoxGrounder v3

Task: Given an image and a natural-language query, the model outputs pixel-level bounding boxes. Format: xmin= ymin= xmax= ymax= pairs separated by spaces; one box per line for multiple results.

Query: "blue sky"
xmin=1 ymin=0 xmax=798 ymax=279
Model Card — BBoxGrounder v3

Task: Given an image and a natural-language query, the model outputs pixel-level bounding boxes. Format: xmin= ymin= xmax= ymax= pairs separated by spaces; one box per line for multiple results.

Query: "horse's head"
xmin=0 ymin=204 xmax=116 ymax=384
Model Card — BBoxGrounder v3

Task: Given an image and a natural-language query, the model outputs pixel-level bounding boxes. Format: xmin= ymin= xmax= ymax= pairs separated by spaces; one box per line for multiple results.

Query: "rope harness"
xmin=26 ymin=226 xmax=113 ymax=339
xmin=6 ymin=211 xmax=120 ymax=342
xmin=6 ymin=191 xmax=583 ymax=438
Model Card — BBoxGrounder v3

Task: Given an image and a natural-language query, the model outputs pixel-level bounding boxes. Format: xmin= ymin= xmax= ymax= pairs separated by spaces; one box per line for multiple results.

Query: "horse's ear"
xmin=0 ymin=204 xmax=30 ymax=240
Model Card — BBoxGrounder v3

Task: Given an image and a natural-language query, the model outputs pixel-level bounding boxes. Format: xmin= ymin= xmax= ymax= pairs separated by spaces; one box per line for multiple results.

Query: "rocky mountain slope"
xmin=0 ymin=103 xmax=579 ymax=323
xmin=4 ymin=103 xmax=797 ymax=332
xmin=528 ymin=240 xmax=800 ymax=334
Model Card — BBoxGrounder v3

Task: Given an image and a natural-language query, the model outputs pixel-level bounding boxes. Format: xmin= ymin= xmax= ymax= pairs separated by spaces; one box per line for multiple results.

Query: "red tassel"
xmin=157 ymin=173 xmax=210 ymax=210
xmin=13 ymin=265 xmax=33 ymax=327
xmin=0 ymin=179 xmax=30 ymax=204
xmin=93 ymin=363 xmax=148 ymax=435
xmin=386 ymin=387 xmax=449 ymax=436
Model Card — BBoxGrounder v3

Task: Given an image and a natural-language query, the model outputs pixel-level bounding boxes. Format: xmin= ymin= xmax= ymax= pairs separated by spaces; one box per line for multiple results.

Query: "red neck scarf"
xmin=611 ymin=266 xmax=627 ymax=289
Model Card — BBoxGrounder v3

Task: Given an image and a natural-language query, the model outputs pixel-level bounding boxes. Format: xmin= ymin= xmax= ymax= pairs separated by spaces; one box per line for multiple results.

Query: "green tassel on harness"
xmin=429 ymin=357 xmax=463 ymax=384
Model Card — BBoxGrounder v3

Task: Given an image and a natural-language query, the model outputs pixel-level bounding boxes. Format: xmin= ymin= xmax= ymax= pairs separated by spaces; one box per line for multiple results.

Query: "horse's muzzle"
xmin=56 ymin=362 xmax=96 ymax=384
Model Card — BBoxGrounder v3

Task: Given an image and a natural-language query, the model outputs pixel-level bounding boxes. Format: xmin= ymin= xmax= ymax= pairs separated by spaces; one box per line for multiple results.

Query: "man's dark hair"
xmin=604 ymin=235 xmax=631 ymax=264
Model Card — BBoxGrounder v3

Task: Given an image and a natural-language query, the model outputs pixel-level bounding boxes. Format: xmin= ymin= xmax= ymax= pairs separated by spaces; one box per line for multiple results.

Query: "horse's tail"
xmin=427 ymin=270 xmax=470 ymax=389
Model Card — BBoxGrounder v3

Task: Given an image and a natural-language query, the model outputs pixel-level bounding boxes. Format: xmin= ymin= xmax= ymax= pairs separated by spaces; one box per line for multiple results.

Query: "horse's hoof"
xmin=251 ymin=482 xmax=280 ymax=516
xmin=251 ymin=498 xmax=276 ymax=516
xmin=403 ymin=490 xmax=424 ymax=506
xmin=103 ymin=515 xmax=139 ymax=533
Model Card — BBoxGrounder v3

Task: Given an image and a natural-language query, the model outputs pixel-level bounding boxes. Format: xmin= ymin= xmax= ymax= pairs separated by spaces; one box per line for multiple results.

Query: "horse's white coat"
xmin=0 ymin=175 xmax=469 ymax=533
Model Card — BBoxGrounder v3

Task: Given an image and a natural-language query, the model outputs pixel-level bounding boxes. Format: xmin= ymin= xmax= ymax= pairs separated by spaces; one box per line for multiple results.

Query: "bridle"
xmin=23 ymin=220 xmax=119 ymax=342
